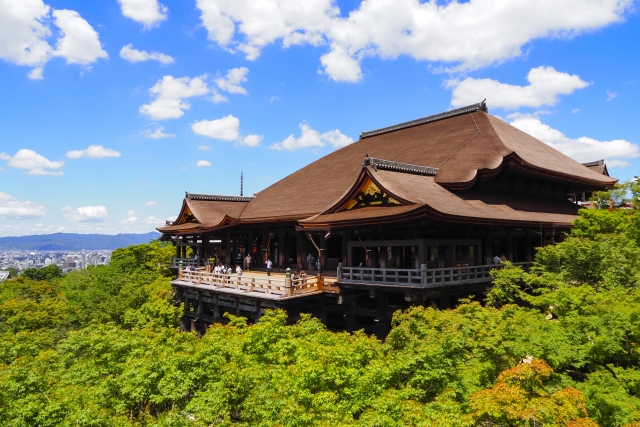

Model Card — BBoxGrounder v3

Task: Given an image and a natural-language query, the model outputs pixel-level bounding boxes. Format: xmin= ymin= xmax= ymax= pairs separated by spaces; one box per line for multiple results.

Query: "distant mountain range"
xmin=0 ymin=232 xmax=161 ymax=251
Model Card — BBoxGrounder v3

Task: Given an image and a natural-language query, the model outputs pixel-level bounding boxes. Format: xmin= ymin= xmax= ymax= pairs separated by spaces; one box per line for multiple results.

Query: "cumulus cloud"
xmin=270 ymin=123 xmax=354 ymax=151
xmin=0 ymin=0 xmax=107 ymax=78
xmin=212 ymin=92 xmax=228 ymax=103
xmin=606 ymin=89 xmax=618 ymax=101
xmin=192 ymin=115 xmax=240 ymax=141
xmin=122 ymin=209 xmax=138 ymax=224
xmin=145 ymin=201 xmax=159 ymax=206
xmin=509 ymin=113 xmax=639 ymax=167
xmin=142 ymin=126 xmax=176 ymax=139
xmin=117 ymin=0 xmax=167 ymax=29
xmin=63 ymin=205 xmax=108 ymax=222
xmin=191 ymin=115 xmax=263 ymax=146
xmin=0 ymin=192 xmax=46 ymax=218
xmin=242 ymin=134 xmax=263 ymax=147
xmin=66 ymin=145 xmax=121 ymax=159
xmin=139 ymin=75 xmax=209 ymax=120
xmin=144 ymin=216 xmax=163 ymax=225
xmin=197 ymin=145 xmax=211 ymax=151
xmin=196 ymin=160 xmax=212 ymax=167
xmin=0 ymin=149 xmax=64 ymax=175
xmin=215 ymin=67 xmax=249 ymax=94
xmin=195 ymin=0 xmax=632 ymax=82
xmin=120 ymin=44 xmax=174 ymax=64
xmin=52 ymin=10 xmax=108 ymax=66
xmin=449 ymin=66 xmax=590 ymax=110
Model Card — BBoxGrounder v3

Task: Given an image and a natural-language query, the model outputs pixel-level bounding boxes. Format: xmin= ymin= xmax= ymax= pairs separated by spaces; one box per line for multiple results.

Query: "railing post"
xmin=421 ymin=264 xmax=427 ymax=286
xmin=317 ymin=270 xmax=324 ymax=291
xmin=285 ymin=267 xmax=292 ymax=297
xmin=337 ymin=262 xmax=342 ymax=281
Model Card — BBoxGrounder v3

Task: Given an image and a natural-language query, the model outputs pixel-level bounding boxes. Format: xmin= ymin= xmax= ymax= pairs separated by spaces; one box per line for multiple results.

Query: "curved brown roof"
xmin=299 ymin=167 xmax=580 ymax=228
xmin=157 ymin=196 xmax=249 ymax=234
xmin=239 ymin=106 xmax=616 ymax=221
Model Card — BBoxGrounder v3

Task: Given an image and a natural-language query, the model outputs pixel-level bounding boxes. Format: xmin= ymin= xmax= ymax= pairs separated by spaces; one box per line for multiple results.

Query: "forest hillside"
xmin=2 ymin=201 xmax=640 ymax=426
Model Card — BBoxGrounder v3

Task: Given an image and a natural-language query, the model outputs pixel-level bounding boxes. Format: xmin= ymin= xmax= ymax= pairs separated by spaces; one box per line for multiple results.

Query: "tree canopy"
xmin=2 ymin=211 xmax=640 ymax=426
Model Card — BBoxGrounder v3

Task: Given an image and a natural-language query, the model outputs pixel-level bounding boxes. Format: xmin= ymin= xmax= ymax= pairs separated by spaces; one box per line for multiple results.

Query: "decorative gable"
xmin=341 ymin=177 xmax=402 ymax=211
xmin=176 ymin=205 xmax=199 ymax=225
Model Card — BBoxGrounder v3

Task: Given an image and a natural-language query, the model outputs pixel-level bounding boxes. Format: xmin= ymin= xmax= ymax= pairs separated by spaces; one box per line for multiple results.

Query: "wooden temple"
xmin=158 ymin=101 xmax=616 ymax=337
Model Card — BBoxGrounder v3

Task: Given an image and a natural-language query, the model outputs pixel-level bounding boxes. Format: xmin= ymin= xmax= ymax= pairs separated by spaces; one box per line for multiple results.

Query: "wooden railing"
xmin=170 ymin=257 xmax=206 ymax=268
xmin=176 ymin=270 xmax=334 ymax=298
xmin=338 ymin=262 xmax=532 ymax=287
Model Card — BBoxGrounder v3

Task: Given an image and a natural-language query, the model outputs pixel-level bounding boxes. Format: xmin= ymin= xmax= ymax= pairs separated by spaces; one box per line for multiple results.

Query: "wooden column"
xmin=342 ymin=230 xmax=348 ymax=267
xmin=278 ymin=227 xmax=285 ymax=269
xmin=525 ymin=232 xmax=532 ymax=262
xmin=175 ymin=245 xmax=180 ymax=258
xmin=484 ymin=229 xmax=492 ymax=264
xmin=506 ymin=230 xmax=513 ymax=261
xmin=213 ymin=295 xmax=220 ymax=322
xmin=181 ymin=245 xmax=187 ymax=258
xmin=296 ymin=231 xmax=305 ymax=270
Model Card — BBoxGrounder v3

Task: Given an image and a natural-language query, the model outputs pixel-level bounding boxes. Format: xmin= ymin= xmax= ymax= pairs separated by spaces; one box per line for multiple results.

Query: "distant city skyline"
xmin=1 ymin=0 xmax=639 ymax=237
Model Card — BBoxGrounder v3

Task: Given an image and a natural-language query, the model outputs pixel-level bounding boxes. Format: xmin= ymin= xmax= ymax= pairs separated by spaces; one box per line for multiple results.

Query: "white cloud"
xmin=449 ymin=66 xmax=590 ymax=110
xmin=242 ymin=134 xmax=263 ymax=147
xmin=195 ymin=0 xmax=632 ymax=82
xmin=142 ymin=127 xmax=176 ymax=139
xmin=0 ymin=149 xmax=64 ymax=175
xmin=192 ymin=115 xmax=240 ymax=141
xmin=63 ymin=205 xmax=108 ymax=222
xmin=117 ymin=0 xmax=167 ymax=29
xmin=144 ymin=215 xmax=163 ymax=225
xmin=212 ymin=92 xmax=228 ymax=103
xmin=215 ymin=67 xmax=249 ymax=94
xmin=139 ymin=75 xmax=209 ymax=120
xmin=145 ymin=201 xmax=159 ymax=206
xmin=606 ymin=90 xmax=618 ymax=101
xmin=270 ymin=123 xmax=354 ymax=151
xmin=120 ymin=44 xmax=174 ymax=64
xmin=0 ymin=0 xmax=106 ymax=78
xmin=572 ymin=108 xmax=581 ymax=114
xmin=52 ymin=10 xmax=108 ymax=66
xmin=509 ymin=113 xmax=639 ymax=167
xmin=122 ymin=209 xmax=138 ymax=224
xmin=66 ymin=145 xmax=121 ymax=159
xmin=196 ymin=160 xmax=212 ymax=167
xmin=0 ymin=192 xmax=46 ymax=218
xmin=197 ymin=145 xmax=211 ymax=151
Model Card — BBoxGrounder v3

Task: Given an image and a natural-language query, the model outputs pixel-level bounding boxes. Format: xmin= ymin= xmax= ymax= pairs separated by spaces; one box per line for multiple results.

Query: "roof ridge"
xmin=186 ymin=192 xmax=253 ymax=202
xmin=359 ymin=100 xmax=488 ymax=139
xmin=363 ymin=154 xmax=439 ymax=176
xmin=581 ymin=159 xmax=605 ymax=167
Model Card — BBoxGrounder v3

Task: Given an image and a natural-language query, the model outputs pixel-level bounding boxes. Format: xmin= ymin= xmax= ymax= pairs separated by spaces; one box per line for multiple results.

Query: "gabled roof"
xmin=238 ymin=103 xmax=616 ymax=222
xmin=300 ymin=162 xmax=580 ymax=228
xmin=157 ymin=194 xmax=249 ymax=234
xmin=581 ymin=160 xmax=610 ymax=177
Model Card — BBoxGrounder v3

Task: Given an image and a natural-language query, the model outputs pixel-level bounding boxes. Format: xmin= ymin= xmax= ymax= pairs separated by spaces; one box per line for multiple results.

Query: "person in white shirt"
xmin=236 ymin=265 xmax=242 ymax=277
xmin=492 ymin=255 xmax=502 ymax=265
xmin=266 ymin=259 xmax=273 ymax=276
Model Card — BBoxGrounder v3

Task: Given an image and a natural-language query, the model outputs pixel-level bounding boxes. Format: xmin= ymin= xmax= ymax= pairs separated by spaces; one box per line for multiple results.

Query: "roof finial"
xmin=240 ymin=171 xmax=244 ymax=197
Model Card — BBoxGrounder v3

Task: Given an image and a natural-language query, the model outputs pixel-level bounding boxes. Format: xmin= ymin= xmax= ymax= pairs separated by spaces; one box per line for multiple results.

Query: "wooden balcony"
xmin=173 ymin=269 xmax=340 ymax=301
xmin=170 ymin=257 xmax=206 ymax=269
xmin=338 ymin=262 xmax=532 ymax=288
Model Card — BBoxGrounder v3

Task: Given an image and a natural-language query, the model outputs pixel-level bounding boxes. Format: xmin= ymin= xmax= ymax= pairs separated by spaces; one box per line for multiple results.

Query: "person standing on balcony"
xmin=245 ymin=254 xmax=252 ymax=271
xmin=266 ymin=258 xmax=273 ymax=276
xmin=492 ymin=255 xmax=502 ymax=264
xmin=307 ymin=254 xmax=315 ymax=271
xmin=236 ymin=264 xmax=243 ymax=278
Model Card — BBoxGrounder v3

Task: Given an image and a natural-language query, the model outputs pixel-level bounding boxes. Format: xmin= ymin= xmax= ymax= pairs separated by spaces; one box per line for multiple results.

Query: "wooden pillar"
xmin=225 ymin=231 xmax=231 ymax=266
xmin=181 ymin=245 xmax=187 ymax=258
xmin=346 ymin=299 xmax=356 ymax=332
xmin=235 ymin=297 xmax=241 ymax=316
xmin=484 ymin=229 xmax=492 ymax=265
xmin=254 ymin=300 xmax=262 ymax=323
xmin=525 ymin=232 xmax=532 ymax=262
xmin=447 ymin=245 xmax=456 ymax=268
xmin=278 ymin=227 xmax=285 ymax=269
xmin=296 ymin=231 xmax=305 ymax=269
xmin=342 ymin=230 xmax=348 ymax=267
xmin=175 ymin=245 xmax=180 ymax=258
xmin=213 ymin=295 xmax=220 ymax=322
xmin=506 ymin=230 xmax=513 ymax=261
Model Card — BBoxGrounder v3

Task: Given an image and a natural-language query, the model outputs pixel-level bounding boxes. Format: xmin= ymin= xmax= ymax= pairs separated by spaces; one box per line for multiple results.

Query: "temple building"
xmin=158 ymin=101 xmax=616 ymax=336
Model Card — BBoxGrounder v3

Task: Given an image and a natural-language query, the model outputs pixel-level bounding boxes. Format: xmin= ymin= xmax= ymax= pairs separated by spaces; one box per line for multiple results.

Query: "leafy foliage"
xmin=3 ymin=211 xmax=640 ymax=425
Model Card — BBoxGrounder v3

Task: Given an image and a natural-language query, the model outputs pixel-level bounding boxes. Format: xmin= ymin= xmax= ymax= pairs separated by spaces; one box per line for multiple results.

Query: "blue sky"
xmin=1 ymin=0 xmax=639 ymax=236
